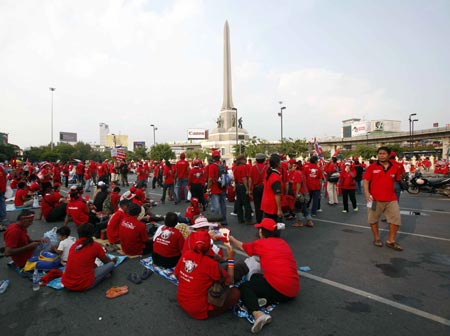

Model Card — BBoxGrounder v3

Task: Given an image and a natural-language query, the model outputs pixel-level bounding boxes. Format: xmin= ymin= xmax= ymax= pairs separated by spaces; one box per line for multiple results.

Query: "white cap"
xmin=191 ymin=216 xmax=214 ymax=229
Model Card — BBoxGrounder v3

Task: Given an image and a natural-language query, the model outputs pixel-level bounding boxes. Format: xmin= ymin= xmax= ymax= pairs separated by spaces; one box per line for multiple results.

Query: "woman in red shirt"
xmin=152 ymin=212 xmax=185 ymax=268
xmin=339 ymin=162 xmax=358 ymax=213
xmin=229 ymin=218 xmax=300 ymax=334
xmin=161 ymin=161 xmax=178 ymax=204
xmin=174 ymin=230 xmax=239 ymax=320
xmin=62 ymin=223 xmax=116 ymax=291
xmin=261 ymin=154 xmax=283 ymax=222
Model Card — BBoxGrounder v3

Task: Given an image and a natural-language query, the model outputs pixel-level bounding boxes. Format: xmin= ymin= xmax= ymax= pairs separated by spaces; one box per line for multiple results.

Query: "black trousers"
xmin=342 ymin=189 xmax=357 ymax=211
xmin=152 ymin=252 xmax=180 ymax=268
xmin=190 ymin=183 xmax=205 ymax=209
xmin=253 ymin=185 xmax=264 ymax=223
xmin=239 ymin=273 xmax=294 ymax=313
xmin=235 ymin=183 xmax=252 ymax=222
xmin=45 ymin=203 xmax=67 ymax=222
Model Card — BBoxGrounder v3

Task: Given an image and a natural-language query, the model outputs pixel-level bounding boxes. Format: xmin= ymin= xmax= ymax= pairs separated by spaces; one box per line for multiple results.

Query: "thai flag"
xmin=314 ymin=137 xmax=323 ymax=158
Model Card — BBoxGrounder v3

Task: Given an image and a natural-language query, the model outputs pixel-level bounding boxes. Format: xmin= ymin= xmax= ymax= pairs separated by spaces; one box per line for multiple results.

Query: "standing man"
xmin=363 ymin=147 xmax=403 ymax=251
xmin=304 ymin=156 xmax=323 ymax=217
xmin=234 ymin=154 xmax=252 ymax=224
xmin=0 ymin=163 xmax=7 ymax=225
xmin=188 ymin=159 xmax=206 ymax=209
xmin=353 ymin=158 xmax=364 ymax=195
xmin=175 ymin=153 xmax=190 ymax=202
xmin=324 ymin=157 xmax=339 ymax=206
xmin=207 ymin=151 xmax=228 ymax=226
xmin=249 ymin=153 xmax=267 ymax=224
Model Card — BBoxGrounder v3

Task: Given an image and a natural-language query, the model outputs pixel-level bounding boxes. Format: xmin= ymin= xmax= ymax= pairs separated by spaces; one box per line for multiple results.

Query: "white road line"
xmin=314 ymin=219 xmax=450 ymax=242
xmin=401 ymin=207 xmax=450 ymax=215
xmin=229 ymin=248 xmax=450 ymax=327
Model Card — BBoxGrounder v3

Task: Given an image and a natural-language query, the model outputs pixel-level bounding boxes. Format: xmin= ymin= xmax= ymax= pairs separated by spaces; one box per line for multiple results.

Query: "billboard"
xmin=351 ymin=122 xmax=370 ymax=136
xmin=133 ymin=141 xmax=146 ymax=151
xmin=0 ymin=132 xmax=8 ymax=145
xmin=187 ymin=129 xmax=207 ymax=140
xmin=59 ymin=132 xmax=77 ymax=142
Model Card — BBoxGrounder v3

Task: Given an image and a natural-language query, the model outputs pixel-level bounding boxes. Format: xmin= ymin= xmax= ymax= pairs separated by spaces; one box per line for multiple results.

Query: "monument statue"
xmin=216 ymin=117 xmax=223 ymax=128
xmin=238 ymin=117 xmax=243 ymax=129
xmin=232 ymin=115 xmax=236 ymax=127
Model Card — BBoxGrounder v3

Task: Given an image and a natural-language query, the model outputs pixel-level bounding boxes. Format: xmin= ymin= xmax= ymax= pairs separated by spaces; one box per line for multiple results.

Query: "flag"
xmin=112 ymin=146 xmax=127 ymax=160
xmin=332 ymin=146 xmax=341 ymax=157
xmin=313 ymin=137 xmax=323 ymax=159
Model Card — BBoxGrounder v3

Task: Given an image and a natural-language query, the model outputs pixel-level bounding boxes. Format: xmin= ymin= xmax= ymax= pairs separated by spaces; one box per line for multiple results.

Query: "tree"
xmin=185 ymin=148 xmax=209 ymax=160
xmin=0 ymin=144 xmax=20 ymax=161
xmin=149 ymin=143 xmax=175 ymax=161
xmin=127 ymin=148 xmax=149 ymax=161
xmin=23 ymin=146 xmax=45 ymax=163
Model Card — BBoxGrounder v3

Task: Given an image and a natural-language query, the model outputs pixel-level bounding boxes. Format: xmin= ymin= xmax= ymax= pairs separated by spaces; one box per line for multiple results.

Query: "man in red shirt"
xmin=175 ymin=153 xmax=190 ymax=202
xmin=64 ymin=192 xmax=90 ymax=227
xmin=261 ymin=154 xmax=283 ymax=222
xmin=188 ymin=159 xmax=206 ymax=209
xmin=136 ymin=163 xmax=149 ymax=188
xmin=161 ymin=161 xmax=178 ymax=204
xmin=363 ymin=147 xmax=403 ymax=251
xmin=152 ymin=212 xmax=185 ymax=268
xmin=41 ymin=185 xmax=67 ymax=222
xmin=234 ymin=154 xmax=252 ymax=224
xmin=119 ymin=203 xmax=152 ymax=255
xmin=303 ymin=156 xmax=323 ymax=216
xmin=324 ymin=157 xmax=339 ymax=205
xmin=0 ymin=164 xmax=6 ymax=223
xmin=249 ymin=154 xmax=267 ymax=223
xmin=207 ymin=151 xmax=228 ymax=226
xmin=107 ymin=199 xmax=129 ymax=244
xmin=75 ymin=161 xmax=85 ymax=186
xmin=4 ymin=210 xmax=43 ymax=268
xmin=39 ymin=162 xmax=52 ymax=192
xmin=14 ymin=181 xmax=33 ymax=207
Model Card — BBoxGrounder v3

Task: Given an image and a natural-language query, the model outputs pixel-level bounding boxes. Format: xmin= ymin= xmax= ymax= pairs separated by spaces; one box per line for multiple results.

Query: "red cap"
xmin=254 ymin=218 xmax=277 ymax=231
xmin=212 ymin=150 xmax=220 ymax=157
xmin=180 ymin=153 xmax=185 ymax=159
xmin=289 ymin=158 xmax=296 ymax=164
xmin=390 ymin=151 xmax=397 ymax=158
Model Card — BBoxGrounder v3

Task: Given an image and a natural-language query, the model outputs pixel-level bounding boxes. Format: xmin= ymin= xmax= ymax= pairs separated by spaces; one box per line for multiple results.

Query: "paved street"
xmin=1 ymin=184 xmax=449 ymax=336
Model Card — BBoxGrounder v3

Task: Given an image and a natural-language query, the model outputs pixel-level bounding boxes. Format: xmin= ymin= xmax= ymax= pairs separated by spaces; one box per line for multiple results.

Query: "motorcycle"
xmin=401 ymin=171 xmax=450 ymax=197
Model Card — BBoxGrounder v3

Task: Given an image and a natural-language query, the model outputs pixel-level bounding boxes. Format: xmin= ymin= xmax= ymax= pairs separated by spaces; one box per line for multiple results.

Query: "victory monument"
xmin=202 ymin=21 xmax=249 ymax=160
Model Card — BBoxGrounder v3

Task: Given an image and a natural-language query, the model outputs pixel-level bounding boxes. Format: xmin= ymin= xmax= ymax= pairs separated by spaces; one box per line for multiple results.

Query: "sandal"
xmin=385 ymin=241 xmax=403 ymax=251
xmin=127 ymin=272 xmax=142 ymax=284
xmin=106 ymin=286 xmax=129 ymax=299
xmin=373 ymin=240 xmax=383 ymax=247
xmin=141 ymin=269 xmax=153 ymax=280
xmin=291 ymin=222 xmax=304 ymax=228
xmin=305 ymin=220 xmax=314 ymax=228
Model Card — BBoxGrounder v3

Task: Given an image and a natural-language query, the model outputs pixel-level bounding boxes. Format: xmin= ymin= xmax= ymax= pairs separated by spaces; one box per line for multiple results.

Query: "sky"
xmin=1 ymin=0 xmax=449 ymax=149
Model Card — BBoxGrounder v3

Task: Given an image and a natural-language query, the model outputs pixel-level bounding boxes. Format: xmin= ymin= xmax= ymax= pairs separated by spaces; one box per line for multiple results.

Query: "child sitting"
xmin=51 ymin=226 xmax=76 ymax=265
xmin=183 ymin=197 xmax=202 ymax=224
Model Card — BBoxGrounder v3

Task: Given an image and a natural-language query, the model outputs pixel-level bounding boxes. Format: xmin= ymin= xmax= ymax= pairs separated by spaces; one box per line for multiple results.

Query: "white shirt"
xmin=57 ymin=236 xmax=76 ymax=262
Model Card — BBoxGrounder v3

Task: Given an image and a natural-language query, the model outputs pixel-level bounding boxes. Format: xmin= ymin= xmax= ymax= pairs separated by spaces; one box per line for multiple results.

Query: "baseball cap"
xmin=212 ymin=150 xmax=220 ymax=157
xmin=120 ymin=191 xmax=135 ymax=201
xmin=255 ymin=153 xmax=266 ymax=160
xmin=254 ymin=218 xmax=277 ymax=231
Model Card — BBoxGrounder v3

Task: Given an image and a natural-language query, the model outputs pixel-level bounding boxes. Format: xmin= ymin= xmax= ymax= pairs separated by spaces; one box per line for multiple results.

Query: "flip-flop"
xmin=127 ymin=272 xmax=142 ymax=284
xmin=305 ymin=222 xmax=314 ymax=228
xmin=385 ymin=241 xmax=403 ymax=251
xmin=291 ymin=222 xmax=304 ymax=228
xmin=106 ymin=286 xmax=129 ymax=299
xmin=373 ymin=240 xmax=383 ymax=247
xmin=141 ymin=269 xmax=154 ymax=280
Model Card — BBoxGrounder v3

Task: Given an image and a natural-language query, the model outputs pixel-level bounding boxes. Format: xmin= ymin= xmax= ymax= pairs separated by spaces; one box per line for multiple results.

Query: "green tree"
xmin=352 ymin=145 xmax=378 ymax=159
xmin=0 ymin=144 xmax=21 ymax=161
xmin=185 ymin=148 xmax=208 ymax=160
xmin=23 ymin=146 xmax=45 ymax=163
xmin=149 ymin=143 xmax=175 ymax=161
xmin=71 ymin=142 xmax=92 ymax=160
xmin=127 ymin=148 xmax=149 ymax=161
xmin=54 ymin=143 xmax=76 ymax=162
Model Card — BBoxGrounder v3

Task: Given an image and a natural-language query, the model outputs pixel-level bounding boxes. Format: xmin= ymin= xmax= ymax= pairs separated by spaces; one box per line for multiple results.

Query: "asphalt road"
xmin=1 ymin=181 xmax=449 ymax=336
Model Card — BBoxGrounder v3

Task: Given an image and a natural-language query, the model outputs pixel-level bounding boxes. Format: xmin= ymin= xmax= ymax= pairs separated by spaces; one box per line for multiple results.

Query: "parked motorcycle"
xmin=401 ymin=171 xmax=450 ymax=197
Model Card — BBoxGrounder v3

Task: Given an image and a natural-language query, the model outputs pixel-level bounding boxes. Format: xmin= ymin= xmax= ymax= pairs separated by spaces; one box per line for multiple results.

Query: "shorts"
xmin=368 ymin=201 xmax=401 ymax=226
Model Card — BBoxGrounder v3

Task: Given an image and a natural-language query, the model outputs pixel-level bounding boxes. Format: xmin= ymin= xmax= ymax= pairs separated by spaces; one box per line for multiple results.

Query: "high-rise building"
xmin=99 ymin=123 xmax=109 ymax=146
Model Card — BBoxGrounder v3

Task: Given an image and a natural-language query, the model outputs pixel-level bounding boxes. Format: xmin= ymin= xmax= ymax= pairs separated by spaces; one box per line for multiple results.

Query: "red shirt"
xmin=243 ymin=238 xmax=299 ymax=298
xmin=4 ymin=223 xmax=34 ymax=267
xmin=188 ymin=167 xmax=205 ymax=185
xmin=363 ymin=161 xmax=401 ymax=202
xmin=174 ymin=250 xmax=224 ymax=319
xmin=119 ymin=216 xmax=149 ymax=255
xmin=107 ymin=209 xmax=126 ymax=243
xmin=14 ymin=188 xmax=29 ymax=206
xmin=134 ymin=189 xmax=146 ymax=203
xmin=208 ymin=162 xmax=223 ymax=194
xmin=67 ymin=199 xmax=89 ymax=226
xmin=137 ymin=166 xmax=148 ymax=181
xmin=184 ymin=205 xmax=201 ymax=224
xmin=234 ymin=164 xmax=248 ymax=184
xmin=75 ymin=163 xmax=85 ymax=175
xmin=88 ymin=162 xmax=97 ymax=174
xmin=250 ymin=163 xmax=267 ymax=188
xmin=41 ymin=192 xmax=61 ymax=219
xmin=153 ymin=226 xmax=185 ymax=258
xmin=62 ymin=239 xmax=106 ymax=291
xmin=175 ymin=159 xmax=190 ymax=179
xmin=29 ymin=182 xmax=41 ymax=192
xmin=304 ymin=163 xmax=323 ymax=191
xmin=163 ymin=166 xmax=175 ymax=185
xmin=261 ymin=170 xmax=282 ymax=215
xmin=40 ymin=167 xmax=51 ymax=183
xmin=339 ymin=168 xmax=356 ymax=190
xmin=111 ymin=192 xmax=120 ymax=212
xmin=0 ymin=166 xmax=6 ymax=193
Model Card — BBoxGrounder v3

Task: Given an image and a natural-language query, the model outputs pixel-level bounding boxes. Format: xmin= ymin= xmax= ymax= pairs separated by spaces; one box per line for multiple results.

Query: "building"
xmin=342 ymin=119 xmax=401 ymax=138
xmin=105 ymin=134 xmax=128 ymax=149
xmin=99 ymin=123 xmax=109 ymax=146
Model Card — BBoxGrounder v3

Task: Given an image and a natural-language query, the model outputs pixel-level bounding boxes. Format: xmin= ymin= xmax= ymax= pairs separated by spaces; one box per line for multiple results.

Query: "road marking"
xmin=314 ymin=219 xmax=450 ymax=242
xmin=229 ymin=248 xmax=450 ymax=327
xmin=401 ymin=207 xmax=450 ymax=215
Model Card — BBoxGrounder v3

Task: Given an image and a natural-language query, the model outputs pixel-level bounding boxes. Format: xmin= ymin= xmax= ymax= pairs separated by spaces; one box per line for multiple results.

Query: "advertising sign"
xmin=59 ymin=132 xmax=77 ymax=142
xmin=133 ymin=141 xmax=146 ymax=151
xmin=187 ymin=129 xmax=207 ymax=140
xmin=351 ymin=122 xmax=370 ymax=136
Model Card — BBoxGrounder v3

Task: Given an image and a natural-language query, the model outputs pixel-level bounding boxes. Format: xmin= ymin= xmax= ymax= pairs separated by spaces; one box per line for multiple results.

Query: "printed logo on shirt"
xmin=160 ymin=229 xmax=173 ymax=240
xmin=373 ymin=170 xmax=381 ymax=174
xmin=121 ymin=220 xmax=136 ymax=230
xmin=184 ymin=259 xmax=197 ymax=273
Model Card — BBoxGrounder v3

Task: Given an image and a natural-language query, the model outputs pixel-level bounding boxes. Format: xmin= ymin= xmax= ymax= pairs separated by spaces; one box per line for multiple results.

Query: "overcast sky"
xmin=1 ymin=0 xmax=449 ymax=149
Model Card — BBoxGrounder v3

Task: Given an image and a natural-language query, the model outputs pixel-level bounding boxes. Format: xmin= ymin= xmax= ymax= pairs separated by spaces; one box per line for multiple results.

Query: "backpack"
xmin=216 ymin=163 xmax=232 ymax=189
xmin=102 ymin=195 xmax=114 ymax=215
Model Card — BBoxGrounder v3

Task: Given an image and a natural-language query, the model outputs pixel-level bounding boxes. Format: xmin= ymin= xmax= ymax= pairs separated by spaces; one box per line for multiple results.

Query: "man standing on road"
xmin=363 ymin=146 xmax=403 ymax=251
xmin=0 ymin=163 xmax=7 ymax=225
xmin=207 ymin=151 xmax=228 ymax=226
xmin=175 ymin=153 xmax=190 ymax=202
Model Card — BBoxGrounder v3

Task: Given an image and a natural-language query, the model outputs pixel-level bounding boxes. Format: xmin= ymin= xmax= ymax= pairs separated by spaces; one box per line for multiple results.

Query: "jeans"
xmin=0 ymin=192 xmax=6 ymax=220
xmin=162 ymin=184 xmax=177 ymax=203
xmin=394 ymin=181 xmax=402 ymax=202
xmin=84 ymin=179 xmax=92 ymax=192
xmin=91 ymin=262 xmax=115 ymax=288
xmin=355 ymin=180 xmax=362 ymax=194
xmin=310 ymin=190 xmax=321 ymax=215
xmin=211 ymin=192 xmax=227 ymax=225
xmin=235 ymin=183 xmax=252 ymax=222
xmin=177 ymin=178 xmax=189 ymax=201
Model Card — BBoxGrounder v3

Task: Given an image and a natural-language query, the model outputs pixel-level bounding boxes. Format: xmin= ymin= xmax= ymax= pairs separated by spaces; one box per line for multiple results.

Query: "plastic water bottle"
xmin=32 ymin=269 xmax=40 ymax=291
xmin=0 ymin=280 xmax=10 ymax=294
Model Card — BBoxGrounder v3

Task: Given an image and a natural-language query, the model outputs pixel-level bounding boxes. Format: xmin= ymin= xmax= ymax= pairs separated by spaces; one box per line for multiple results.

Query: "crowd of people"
xmin=0 ymin=147 xmax=447 ymax=333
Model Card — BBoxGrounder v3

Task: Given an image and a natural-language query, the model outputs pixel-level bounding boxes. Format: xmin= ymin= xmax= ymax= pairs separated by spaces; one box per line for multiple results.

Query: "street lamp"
xmin=231 ymin=107 xmax=239 ymax=154
xmin=409 ymin=113 xmax=417 ymax=148
xmin=278 ymin=105 xmax=286 ymax=142
xmin=366 ymin=132 xmax=371 ymax=145
xmin=150 ymin=124 xmax=157 ymax=145
xmin=49 ymin=87 xmax=55 ymax=151
xmin=411 ymin=119 xmax=418 ymax=148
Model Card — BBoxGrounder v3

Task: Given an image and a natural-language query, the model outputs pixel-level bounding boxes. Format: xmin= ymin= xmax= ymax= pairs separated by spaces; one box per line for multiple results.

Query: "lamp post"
xmin=411 ymin=119 xmax=418 ymax=148
xmin=278 ymin=105 xmax=286 ymax=142
xmin=150 ymin=124 xmax=157 ymax=145
xmin=49 ymin=87 xmax=55 ymax=151
xmin=111 ymin=133 xmax=117 ymax=148
xmin=409 ymin=113 xmax=417 ymax=148
xmin=366 ymin=132 xmax=371 ymax=145
xmin=231 ymin=107 xmax=239 ymax=154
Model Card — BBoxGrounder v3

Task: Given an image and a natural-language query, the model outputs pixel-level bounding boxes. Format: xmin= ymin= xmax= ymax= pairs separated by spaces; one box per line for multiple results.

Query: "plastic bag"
xmin=32 ymin=196 xmax=39 ymax=208
xmin=44 ymin=227 xmax=59 ymax=246
xmin=187 ymin=190 xmax=192 ymax=201
xmin=5 ymin=186 xmax=13 ymax=199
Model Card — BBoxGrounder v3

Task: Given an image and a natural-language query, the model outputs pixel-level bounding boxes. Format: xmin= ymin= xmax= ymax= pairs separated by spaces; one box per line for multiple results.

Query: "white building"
xmin=99 ymin=123 xmax=109 ymax=146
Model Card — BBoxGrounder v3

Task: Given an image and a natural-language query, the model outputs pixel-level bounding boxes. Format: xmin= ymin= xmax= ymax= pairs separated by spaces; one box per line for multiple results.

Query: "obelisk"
xmin=222 ymin=20 xmax=234 ymax=111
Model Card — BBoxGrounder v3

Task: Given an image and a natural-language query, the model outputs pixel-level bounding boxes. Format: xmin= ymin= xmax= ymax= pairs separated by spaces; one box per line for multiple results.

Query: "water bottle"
xmin=0 ymin=280 xmax=10 ymax=294
xmin=32 ymin=269 xmax=40 ymax=291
